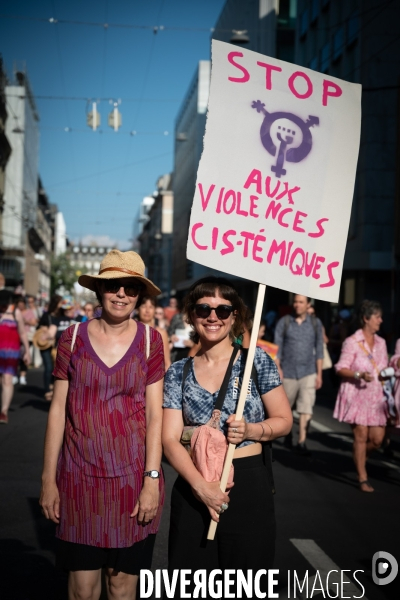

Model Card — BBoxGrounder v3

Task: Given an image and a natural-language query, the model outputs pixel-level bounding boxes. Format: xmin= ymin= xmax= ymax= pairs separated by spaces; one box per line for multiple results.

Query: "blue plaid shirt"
xmin=274 ymin=314 xmax=324 ymax=379
xmin=163 ymin=347 xmax=281 ymax=448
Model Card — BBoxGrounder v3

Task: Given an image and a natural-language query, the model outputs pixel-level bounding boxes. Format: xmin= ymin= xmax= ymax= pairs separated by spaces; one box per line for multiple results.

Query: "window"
xmin=347 ymin=10 xmax=359 ymax=46
xmin=300 ymin=8 xmax=309 ymax=37
xmin=309 ymin=56 xmax=319 ymax=70
xmin=320 ymin=41 xmax=330 ymax=72
xmin=333 ymin=27 xmax=344 ymax=61
xmin=311 ymin=0 xmax=319 ymax=23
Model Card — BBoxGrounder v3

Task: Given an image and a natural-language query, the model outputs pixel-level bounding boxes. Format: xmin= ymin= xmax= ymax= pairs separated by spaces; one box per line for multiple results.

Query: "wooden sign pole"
xmin=207 ymin=283 xmax=266 ymax=540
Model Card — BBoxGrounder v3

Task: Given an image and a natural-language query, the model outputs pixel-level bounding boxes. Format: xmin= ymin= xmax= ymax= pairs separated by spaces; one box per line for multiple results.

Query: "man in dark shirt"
xmin=274 ymin=295 xmax=324 ymax=455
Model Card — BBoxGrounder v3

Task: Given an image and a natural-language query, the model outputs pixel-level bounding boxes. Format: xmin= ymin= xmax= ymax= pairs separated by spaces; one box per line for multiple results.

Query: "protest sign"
xmin=187 ymin=40 xmax=361 ymax=303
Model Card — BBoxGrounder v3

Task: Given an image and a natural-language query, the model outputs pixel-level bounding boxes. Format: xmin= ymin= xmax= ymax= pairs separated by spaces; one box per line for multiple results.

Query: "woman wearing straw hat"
xmin=40 ymin=250 xmax=165 ymax=600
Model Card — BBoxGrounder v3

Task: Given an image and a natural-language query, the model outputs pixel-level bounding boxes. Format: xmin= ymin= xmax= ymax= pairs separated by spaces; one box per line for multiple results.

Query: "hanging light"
xmin=230 ymin=30 xmax=250 ymax=44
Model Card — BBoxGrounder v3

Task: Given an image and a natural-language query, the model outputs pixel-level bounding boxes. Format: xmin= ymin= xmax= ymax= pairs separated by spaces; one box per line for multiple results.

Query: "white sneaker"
xmin=12 ymin=376 xmax=19 ymax=385
xmin=19 ymin=376 xmax=27 ymax=385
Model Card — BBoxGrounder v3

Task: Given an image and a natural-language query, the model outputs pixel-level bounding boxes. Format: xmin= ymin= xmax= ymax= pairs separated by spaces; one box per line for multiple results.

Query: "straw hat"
xmin=32 ymin=328 xmax=54 ymax=351
xmin=78 ymin=249 xmax=161 ymax=296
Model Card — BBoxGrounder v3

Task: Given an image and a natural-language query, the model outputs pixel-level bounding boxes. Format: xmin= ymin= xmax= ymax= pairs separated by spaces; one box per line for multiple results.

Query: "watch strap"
xmin=143 ymin=470 xmax=160 ymax=478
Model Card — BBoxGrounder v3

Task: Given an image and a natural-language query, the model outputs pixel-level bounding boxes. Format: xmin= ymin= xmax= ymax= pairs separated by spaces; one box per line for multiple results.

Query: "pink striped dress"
xmin=53 ymin=320 xmax=165 ymax=548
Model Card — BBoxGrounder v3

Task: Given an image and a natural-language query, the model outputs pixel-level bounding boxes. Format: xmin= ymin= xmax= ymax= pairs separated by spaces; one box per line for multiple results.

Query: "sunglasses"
xmin=194 ymin=304 xmax=234 ymax=320
xmin=102 ymin=279 xmax=143 ymax=297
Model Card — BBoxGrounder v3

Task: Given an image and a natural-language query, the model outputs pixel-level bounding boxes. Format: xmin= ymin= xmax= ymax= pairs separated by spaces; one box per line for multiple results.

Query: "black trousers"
xmin=167 ymin=454 xmax=276 ymax=599
xmin=40 ymin=348 xmax=53 ymax=393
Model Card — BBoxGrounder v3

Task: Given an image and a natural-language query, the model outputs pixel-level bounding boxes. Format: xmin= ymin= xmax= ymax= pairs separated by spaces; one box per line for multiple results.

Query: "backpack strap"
xmin=144 ymin=323 xmax=150 ymax=360
xmin=214 ymin=344 xmax=241 ymax=412
xmin=181 ymin=357 xmax=193 ymax=392
xmin=71 ymin=322 xmax=80 ymax=352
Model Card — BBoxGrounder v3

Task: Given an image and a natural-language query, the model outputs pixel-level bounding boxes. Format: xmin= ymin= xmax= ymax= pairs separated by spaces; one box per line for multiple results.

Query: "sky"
xmin=0 ymin=0 xmax=227 ymax=248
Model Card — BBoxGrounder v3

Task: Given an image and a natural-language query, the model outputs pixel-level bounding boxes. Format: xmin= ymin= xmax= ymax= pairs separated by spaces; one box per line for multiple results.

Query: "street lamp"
xmin=230 ymin=30 xmax=250 ymax=44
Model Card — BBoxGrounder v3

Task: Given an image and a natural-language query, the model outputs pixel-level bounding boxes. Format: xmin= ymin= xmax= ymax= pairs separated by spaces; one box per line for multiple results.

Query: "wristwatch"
xmin=143 ymin=470 xmax=160 ymax=479
xmin=354 ymin=371 xmax=361 ymax=380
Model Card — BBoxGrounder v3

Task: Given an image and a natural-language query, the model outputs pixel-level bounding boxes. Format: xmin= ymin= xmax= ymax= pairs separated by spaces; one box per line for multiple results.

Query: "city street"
xmin=0 ymin=369 xmax=399 ymax=600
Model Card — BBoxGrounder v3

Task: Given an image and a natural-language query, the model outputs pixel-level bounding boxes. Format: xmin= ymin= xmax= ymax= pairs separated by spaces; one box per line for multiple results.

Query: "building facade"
xmin=2 ymin=70 xmax=40 ymax=289
xmin=172 ymin=61 xmax=211 ymax=291
xmin=70 ymin=243 xmax=114 ymax=277
xmin=0 ymin=56 xmax=12 ymax=252
xmin=212 ymin=0 xmax=297 ymax=62
xmin=295 ymin=0 xmax=400 ymax=340
xmin=138 ymin=174 xmax=174 ymax=301
xmin=132 ymin=196 xmax=155 ymax=253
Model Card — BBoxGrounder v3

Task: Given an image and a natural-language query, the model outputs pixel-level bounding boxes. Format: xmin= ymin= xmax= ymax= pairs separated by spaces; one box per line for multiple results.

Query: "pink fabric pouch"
xmin=179 ymin=344 xmax=241 ymax=484
xmin=190 ymin=409 xmax=234 ymax=485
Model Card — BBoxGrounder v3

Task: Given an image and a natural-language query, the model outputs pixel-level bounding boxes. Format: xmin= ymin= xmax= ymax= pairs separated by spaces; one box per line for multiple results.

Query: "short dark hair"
xmin=0 ymin=290 xmax=14 ymax=313
xmin=358 ymin=299 xmax=382 ymax=327
xmin=293 ymin=294 xmax=311 ymax=303
xmin=137 ymin=295 xmax=156 ymax=308
xmin=183 ymin=276 xmax=247 ymax=344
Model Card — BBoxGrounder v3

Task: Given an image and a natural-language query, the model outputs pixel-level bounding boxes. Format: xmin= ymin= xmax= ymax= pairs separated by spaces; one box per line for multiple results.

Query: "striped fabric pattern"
xmin=53 ymin=320 xmax=165 ymax=548
xmin=0 ymin=315 xmax=20 ymax=376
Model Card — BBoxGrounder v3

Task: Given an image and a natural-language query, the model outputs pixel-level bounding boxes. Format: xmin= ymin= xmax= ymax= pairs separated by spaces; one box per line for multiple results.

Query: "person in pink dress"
xmin=40 ymin=250 xmax=165 ymax=600
xmin=0 ymin=291 xmax=30 ymax=423
xmin=333 ymin=300 xmax=388 ymax=492
xmin=389 ymin=339 xmax=400 ymax=427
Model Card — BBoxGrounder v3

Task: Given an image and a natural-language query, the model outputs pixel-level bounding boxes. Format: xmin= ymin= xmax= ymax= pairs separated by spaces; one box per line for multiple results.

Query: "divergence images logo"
xmin=372 ymin=551 xmax=398 ymax=586
xmin=252 ymin=100 xmax=319 ymax=178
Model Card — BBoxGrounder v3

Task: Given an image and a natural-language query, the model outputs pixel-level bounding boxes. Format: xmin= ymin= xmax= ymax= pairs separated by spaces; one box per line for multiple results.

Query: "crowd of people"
xmin=0 ymin=251 xmax=399 ymax=599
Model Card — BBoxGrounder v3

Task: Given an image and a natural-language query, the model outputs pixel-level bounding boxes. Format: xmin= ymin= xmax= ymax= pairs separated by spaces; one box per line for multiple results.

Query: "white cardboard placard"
xmin=187 ymin=40 xmax=361 ymax=302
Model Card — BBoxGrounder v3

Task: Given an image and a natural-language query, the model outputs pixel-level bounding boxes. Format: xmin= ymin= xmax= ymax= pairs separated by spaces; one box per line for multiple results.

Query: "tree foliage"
xmin=50 ymin=253 xmax=86 ymax=296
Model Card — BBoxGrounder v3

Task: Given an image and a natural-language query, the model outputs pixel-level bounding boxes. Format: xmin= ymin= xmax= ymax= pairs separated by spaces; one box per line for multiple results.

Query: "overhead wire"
xmin=40 ymin=125 xmax=170 ymax=135
xmin=5 ymin=93 xmax=180 ymax=102
xmin=46 ymin=150 xmax=172 ymax=188
xmin=0 ymin=2 xmax=396 ymax=33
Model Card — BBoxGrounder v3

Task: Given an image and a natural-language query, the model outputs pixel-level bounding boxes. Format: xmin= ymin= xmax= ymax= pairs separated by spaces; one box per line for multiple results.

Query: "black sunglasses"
xmin=194 ymin=304 xmax=234 ymax=320
xmin=102 ymin=279 xmax=143 ymax=297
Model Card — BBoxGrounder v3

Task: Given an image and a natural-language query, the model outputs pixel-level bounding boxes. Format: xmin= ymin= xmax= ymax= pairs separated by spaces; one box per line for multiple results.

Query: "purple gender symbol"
xmin=252 ymin=100 xmax=319 ymax=178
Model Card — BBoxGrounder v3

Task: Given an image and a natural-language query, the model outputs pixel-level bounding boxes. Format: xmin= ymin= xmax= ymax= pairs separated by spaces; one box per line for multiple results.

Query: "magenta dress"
xmin=333 ymin=329 xmax=388 ymax=426
xmin=53 ymin=320 xmax=165 ymax=548
xmin=0 ymin=308 xmax=20 ymax=376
